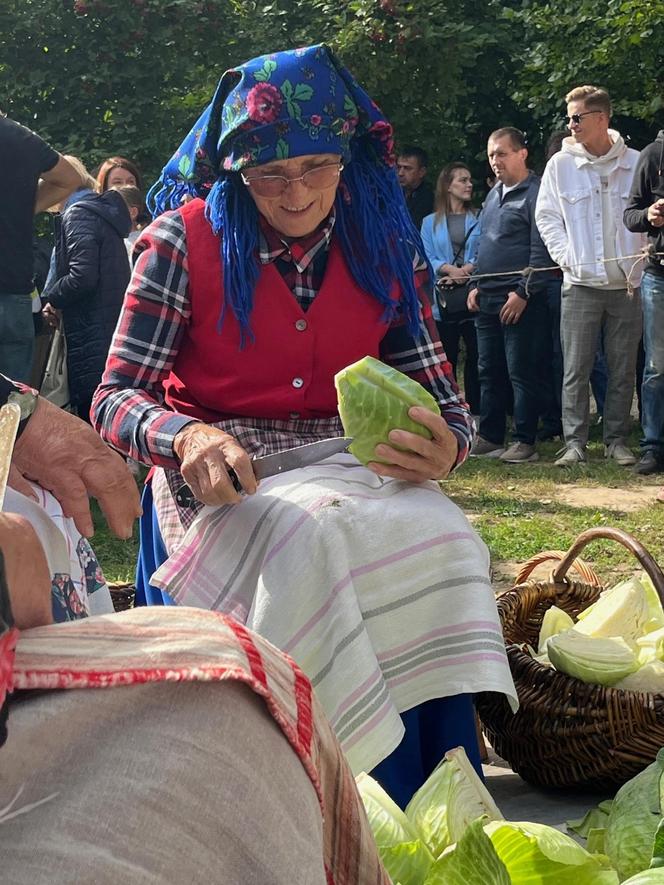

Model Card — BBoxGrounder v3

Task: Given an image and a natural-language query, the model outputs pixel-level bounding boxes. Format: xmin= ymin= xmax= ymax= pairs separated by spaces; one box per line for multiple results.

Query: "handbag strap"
xmin=450 ymin=214 xmax=479 ymax=267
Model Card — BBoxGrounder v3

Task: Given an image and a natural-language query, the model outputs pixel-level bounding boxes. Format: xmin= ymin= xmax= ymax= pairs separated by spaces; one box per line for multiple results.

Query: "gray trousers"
xmin=560 ymin=283 xmax=642 ymax=447
xmin=0 ymin=681 xmax=326 ymax=884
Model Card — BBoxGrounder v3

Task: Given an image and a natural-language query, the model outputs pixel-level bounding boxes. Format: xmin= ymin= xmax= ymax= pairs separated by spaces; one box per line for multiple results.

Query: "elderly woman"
xmin=92 ymin=44 xmax=515 ymax=806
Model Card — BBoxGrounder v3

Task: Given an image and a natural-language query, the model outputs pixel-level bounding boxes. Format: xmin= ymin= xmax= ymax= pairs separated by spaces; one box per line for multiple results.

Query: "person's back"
xmin=44 ymin=189 xmax=131 ymax=420
xmin=0 ymin=117 xmax=59 ymax=382
xmin=0 ymin=117 xmax=59 ymax=297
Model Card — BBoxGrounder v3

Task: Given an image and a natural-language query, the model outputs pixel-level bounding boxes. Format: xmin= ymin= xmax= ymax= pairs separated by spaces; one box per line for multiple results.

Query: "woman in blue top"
xmin=420 ymin=163 xmax=481 ymax=414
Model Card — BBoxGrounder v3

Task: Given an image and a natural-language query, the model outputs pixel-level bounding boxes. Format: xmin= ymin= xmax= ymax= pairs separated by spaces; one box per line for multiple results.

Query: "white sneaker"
xmin=554 ymin=445 xmax=587 ymax=467
xmin=605 ymin=442 xmax=637 ymax=466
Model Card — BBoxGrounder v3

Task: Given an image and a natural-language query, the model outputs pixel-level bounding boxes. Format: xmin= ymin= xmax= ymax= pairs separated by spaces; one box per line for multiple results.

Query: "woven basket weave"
xmin=108 ymin=582 xmax=136 ymax=613
xmin=476 ymin=527 xmax=664 ymax=790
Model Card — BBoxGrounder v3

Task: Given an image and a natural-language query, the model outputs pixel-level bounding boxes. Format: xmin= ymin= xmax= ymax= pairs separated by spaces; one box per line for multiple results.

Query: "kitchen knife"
xmin=175 ymin=436 xmax=354 ymax=508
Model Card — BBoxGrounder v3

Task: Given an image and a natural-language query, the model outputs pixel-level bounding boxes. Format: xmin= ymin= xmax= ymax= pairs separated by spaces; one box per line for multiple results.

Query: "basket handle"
xmin=515 ymin=550 xmax=602 ymax=588
xmin=550 ymin=527 xmax=664 ymax=604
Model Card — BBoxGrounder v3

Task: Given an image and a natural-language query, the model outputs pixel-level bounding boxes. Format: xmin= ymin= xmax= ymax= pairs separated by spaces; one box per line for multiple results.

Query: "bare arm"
xmin=34 ymin=155 xmax=86 ymax=214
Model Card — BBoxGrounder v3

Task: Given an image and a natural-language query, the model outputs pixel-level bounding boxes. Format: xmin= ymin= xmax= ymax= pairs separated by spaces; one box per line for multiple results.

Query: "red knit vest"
xmin=163 ymin=199 xmax=400 ymax=422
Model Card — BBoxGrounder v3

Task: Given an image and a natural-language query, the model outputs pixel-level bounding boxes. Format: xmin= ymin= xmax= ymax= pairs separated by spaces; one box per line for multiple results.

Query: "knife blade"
xmin=175 ymin=436 xmax=354 ymax=508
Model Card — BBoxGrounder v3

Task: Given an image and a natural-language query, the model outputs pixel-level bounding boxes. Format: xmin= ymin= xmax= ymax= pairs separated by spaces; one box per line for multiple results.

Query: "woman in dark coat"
xmin=44 ymin=188 xmax=131 ymax=421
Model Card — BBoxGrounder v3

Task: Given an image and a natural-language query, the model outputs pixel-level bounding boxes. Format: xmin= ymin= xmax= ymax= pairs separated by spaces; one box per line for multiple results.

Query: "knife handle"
xmin=175 ymin=468 xmax=243 ymax=509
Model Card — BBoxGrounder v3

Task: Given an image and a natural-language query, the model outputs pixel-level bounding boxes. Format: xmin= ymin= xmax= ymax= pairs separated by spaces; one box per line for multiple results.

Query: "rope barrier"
xmin=464 ymin=247 xmax=664 ymax=298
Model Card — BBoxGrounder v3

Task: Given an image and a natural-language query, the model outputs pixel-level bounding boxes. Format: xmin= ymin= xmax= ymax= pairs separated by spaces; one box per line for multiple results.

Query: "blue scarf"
xmin=148 ymin=44 xmax=428 ymax=339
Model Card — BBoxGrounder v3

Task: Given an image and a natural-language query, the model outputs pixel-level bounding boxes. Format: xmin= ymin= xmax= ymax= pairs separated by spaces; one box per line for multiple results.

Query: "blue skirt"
xmin=135 ymin=482 xmax=482 ymax=808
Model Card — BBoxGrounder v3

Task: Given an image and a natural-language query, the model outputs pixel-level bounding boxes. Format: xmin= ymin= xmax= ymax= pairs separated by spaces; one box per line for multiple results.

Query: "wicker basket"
xmin=476 ymin=527 xmax=664 ymax=791
xmin=108 ymin=582 xmax=136 ymax=613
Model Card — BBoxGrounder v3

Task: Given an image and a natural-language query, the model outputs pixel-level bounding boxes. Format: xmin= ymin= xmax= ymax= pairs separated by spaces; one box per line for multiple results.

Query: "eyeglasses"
xmin=565 ymin=110 xmax=602 ymax=125
xmin=240 ymin=162 xmax=344 ymax=198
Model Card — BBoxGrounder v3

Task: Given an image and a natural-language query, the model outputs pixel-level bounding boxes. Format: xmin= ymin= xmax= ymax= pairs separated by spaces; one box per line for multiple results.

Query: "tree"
xmin=0 ymin=0 xmax=525 ymax=187
xmin=506 ymin=0 xmax=664 ymax=149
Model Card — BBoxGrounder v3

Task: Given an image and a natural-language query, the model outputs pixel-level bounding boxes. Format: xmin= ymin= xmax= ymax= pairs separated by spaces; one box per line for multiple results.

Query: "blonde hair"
xmin=564 ymin=85 xmax=612 ymax=117
xmin=62 ymin=155 xmax=97 ymax=190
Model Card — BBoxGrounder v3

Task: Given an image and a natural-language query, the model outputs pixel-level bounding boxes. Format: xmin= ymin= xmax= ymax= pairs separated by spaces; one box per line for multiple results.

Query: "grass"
xmin=91 ymin=498 xmax=140 ymax=585
xmin=91 ymin=419 xmax=664 ymax=591
xmin=443 ymin=421 xmax=664 ymax=587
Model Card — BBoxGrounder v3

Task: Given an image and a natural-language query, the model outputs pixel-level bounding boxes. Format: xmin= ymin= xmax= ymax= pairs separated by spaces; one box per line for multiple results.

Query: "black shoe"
xmin=536 ymin=424 xmax=563 ymax=442
xmin=634 ymin=452 xmax=664 ymax=475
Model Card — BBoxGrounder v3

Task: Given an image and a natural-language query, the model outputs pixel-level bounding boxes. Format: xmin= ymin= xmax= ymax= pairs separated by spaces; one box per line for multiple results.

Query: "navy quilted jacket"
xmin=45 ymin=190 xmax=131 ymax=409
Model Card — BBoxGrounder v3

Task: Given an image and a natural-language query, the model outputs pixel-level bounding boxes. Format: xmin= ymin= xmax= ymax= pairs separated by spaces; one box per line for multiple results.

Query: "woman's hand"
xmin=10 ymin=397 xmax=142 ymax=539
xmin=445 ymin=265 xmax=470 ymax=282
xmin=42 ymin=303 xmax=61 ymax=329
xmin=367 ymin=407 xmax=459 ymax=483
xmin=0 ymin=513 xmax=52 ymax=630
xmin=173 ymin=423 xmax=258 ymax=506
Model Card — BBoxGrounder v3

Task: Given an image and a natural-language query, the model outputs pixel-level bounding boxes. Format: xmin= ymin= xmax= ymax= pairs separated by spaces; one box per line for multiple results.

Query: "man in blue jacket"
xmin=468 ymin=127 xmax=550 ymax=463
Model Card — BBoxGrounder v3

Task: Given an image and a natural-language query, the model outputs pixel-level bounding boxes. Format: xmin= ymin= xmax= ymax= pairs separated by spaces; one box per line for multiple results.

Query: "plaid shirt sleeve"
xmin=92 ymin=218 xmax=473 ymax=471
xmin=91 ymin=210 xmax=196 ymax=469
xmin=379 ymin=253 xmax=474 ymax=468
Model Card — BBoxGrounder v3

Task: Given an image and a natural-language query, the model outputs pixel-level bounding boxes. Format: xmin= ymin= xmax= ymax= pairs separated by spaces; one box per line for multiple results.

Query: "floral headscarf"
xmin=148 ymin=43 xmax=395 ymax=214
xmin=147 ymin=44 xmax=425 ymax=343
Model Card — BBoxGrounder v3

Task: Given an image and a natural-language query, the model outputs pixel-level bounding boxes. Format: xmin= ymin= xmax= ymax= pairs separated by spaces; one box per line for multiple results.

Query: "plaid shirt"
xmin=92 ymin=208 xmax=473 ymax=470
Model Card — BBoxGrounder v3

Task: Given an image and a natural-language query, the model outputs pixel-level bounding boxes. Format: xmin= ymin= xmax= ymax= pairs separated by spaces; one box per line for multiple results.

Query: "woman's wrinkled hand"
xmin=367 ymin=407 xmax=459 ymax=483
xmin=0 ymin=513 xmax=52 ymax=630
xmin=10 ymin=397 xmax=142 ymax=539
xmin=173 ymin=423 xmax=258 ymax=506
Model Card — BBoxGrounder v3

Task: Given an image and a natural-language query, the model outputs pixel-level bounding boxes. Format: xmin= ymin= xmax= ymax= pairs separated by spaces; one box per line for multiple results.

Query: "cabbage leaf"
xmin=605 ymin=749 xmax=664 ymax=880
xmin=485 ymin=820 xmax=619 ymax=883
xmin=547 ymin=631 xmax=639 ymax=686
xmin=355 ymin=771 xmax=434 ymax=885
xmin=622 ymin=873 xmax=664 ymax=883
xmin=405 ymin=746 xmax=502 ymax=858
xmin=335 ymin=356 xmax=440 ymax=466
xmin=423 ymin=818 xmax=510 ymax=884
xmin=537 ymin=606 xmax=574 ymax=654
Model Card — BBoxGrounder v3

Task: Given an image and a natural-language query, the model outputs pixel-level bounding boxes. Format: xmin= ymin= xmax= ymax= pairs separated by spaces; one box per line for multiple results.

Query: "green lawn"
xmin=443 ymin=422 xmax=664 ymax=588
xmin=93 ymin=421 xmax=664 ymax=591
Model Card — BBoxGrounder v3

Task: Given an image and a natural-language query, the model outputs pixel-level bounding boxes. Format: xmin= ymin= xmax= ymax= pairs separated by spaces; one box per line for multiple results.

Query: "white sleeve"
xmin=535 ymin=161 xmax=569 ymax=268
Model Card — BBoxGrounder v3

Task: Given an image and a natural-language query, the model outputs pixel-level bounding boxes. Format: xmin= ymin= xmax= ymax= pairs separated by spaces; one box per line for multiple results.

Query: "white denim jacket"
xmin=536 ymin=132 xmax=646 ymax=288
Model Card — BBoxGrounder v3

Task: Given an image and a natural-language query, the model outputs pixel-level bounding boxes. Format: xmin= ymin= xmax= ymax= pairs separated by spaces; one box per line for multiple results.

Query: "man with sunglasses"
xmin=536 ymin=85 xmax=645 ymax=467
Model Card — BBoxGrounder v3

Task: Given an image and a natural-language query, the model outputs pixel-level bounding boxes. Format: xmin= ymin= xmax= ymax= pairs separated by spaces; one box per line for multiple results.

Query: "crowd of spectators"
xmin=402 ymin=85 xmax=664 ymax=474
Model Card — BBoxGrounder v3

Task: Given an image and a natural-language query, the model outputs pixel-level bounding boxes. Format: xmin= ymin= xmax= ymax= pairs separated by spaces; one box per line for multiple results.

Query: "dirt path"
xmin=556 ymin=484 xmax=661 ymax=512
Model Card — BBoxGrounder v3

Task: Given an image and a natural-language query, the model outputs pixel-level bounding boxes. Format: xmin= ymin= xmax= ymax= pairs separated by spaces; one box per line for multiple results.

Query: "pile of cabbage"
xmin=356 ymin=745 xmax=664 ymax=884
xmin=532 ymin=573 xmax=664 ymax=692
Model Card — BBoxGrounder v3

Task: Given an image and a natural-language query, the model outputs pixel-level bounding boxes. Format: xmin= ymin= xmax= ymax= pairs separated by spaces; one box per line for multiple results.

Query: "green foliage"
xmin=507 ymin=0 xmax=664 ymax=149
xmin=2 ymin=0 xmax=659 ymax=213
xmin=0 ymin=0 xmax=525 ymax=189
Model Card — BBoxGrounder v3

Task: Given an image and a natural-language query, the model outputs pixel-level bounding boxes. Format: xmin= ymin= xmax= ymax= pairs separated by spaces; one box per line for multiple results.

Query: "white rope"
xmin=0 ymin=784 xmax=59 ymax=825
xmin=466 ymin=248 xmax=664 ymax=298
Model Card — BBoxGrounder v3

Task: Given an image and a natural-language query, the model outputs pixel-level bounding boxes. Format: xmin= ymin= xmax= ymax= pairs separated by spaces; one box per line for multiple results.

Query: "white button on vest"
xmin=292 ymin=377 xmax=304 ymax=389
xmin=295 ymin=319 xmax=307 ymax=331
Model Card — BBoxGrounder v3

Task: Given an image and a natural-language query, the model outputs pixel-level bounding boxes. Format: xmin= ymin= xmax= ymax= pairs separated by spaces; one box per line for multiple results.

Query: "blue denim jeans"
xmin=538 ymin=277 xmax=563 ymax=432
xmin=640 ymin=271 xmax=664 ymax=457
xmin=476 ymin=292 xmax=547 ymax=445
xmin=0 ymin=293 xmax=35 ymax=383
